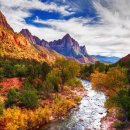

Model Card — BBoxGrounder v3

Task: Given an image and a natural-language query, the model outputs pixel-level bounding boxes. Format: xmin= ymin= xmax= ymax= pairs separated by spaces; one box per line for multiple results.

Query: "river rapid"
xmin=41 ymin=80 xmax=107 ymax=130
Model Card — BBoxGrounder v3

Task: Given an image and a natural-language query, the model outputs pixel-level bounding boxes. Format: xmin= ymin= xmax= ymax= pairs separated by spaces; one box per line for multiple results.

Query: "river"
xmin=41 ymin=80 xmax=107 ymax=130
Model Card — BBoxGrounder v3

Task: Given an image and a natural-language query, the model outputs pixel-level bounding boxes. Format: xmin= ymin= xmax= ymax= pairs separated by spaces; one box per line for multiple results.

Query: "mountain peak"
xmin=49 ymin=34 xmax=95 ymax=63
xmin=20 ymin=28 xmax=49 ymax=47
xmin=0 ymin=11 xmax=13 ymax=31
xmin=20 ymin=29 xmax=33 ymax=39
xmin=20 ymin=29 xmax=30 ymax=34
xmin=20 ymin=29 xmax=40 ymax=44
xmin=63 ymin=33 xmax=73 ymax=40
xmin=64 ymin=33 xmax=71 ymax=38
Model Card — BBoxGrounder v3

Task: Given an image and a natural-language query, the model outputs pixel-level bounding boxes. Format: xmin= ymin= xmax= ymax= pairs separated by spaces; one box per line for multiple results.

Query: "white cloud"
xmin=0 ymin=0 xmax=74 ymax=32
xmin=34 ymin=14 xmax=130 ymax=57
xmin=0 ymin=0 xmax=130 ymax=57
xmin=0 ymin=0 xmax=73 ymax=16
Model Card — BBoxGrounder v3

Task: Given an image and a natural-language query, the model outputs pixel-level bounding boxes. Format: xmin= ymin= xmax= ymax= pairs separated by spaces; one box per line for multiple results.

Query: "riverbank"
xmin=0 ymin=83 xmax=87 ymax=130
xmin=41 ymin=80 xmax=107 ymax=130
xmin=101 ymin=108 xmax=117 ymax=130
xmin=41 ymin=85 xmax=87 ymax=121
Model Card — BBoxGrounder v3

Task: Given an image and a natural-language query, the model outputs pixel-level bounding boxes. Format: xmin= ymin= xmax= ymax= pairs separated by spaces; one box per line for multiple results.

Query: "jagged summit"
xmin=20 ymin=28 xmax=49 ymax=47
xmin=20 ymin=29 xmax=40 ymax=44
xmin=49 ymin=34 xmax=95 ymax=63
xmin=20 ymin=29 xmax=95 ymax=63
xmin=63 ymin=33 xmax=71 ymax=39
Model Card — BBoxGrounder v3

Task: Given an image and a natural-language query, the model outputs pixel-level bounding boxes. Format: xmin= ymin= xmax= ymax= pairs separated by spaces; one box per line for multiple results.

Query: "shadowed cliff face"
xmin=20 ymin=29 xmax=96 ymax=63
xmin=49 ymin=34 xmax=96 ymax=63
xmin=49 ymin=34 xmax=83 ymax=57
xmin=20 ymin=29 xmax=50 ymax=48
xmin=0 ymin=11 xmax=13 ymax=31
xmin=20 ymin=29 xmax=39 ymax=45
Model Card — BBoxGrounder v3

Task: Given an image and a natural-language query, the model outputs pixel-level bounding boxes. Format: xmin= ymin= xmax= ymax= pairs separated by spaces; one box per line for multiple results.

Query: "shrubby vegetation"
xmin=20 ymin=89 xmax=38 ymax=108
xmin=0 ymin=57 xmax=83 ymax=129
xmin=1 ymin=106 xmax=51 ymax=130
xmin=91 ymin=66 xmax=127 ymax=94
xmin=90 ymin=62 xmax=130 ymax=129
xmin=80 ymin=62 xmax=109 ymax=79
xmin=0 ymin=58 xmax=51 ymax=79
xmin=6 ymin=88 xmax=19 ymax=107
xmin=52 ymin=97 xmax=76 ymax=119
xmin=0 ymin=99 xmax=3 ymax=116
xmin=2 ymin=56 xmax=130 ymax=129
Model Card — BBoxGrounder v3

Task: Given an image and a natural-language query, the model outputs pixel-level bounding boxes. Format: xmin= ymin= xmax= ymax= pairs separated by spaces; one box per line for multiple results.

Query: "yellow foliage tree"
xmin=1 ymin=106 xmax=51 ymax=130
xmin=91 ymin=70 xmax=107 ymax=91
xmin=91 ymin=67 xmax=127 ymax=95
xmin=52 ymin=97 xmax=75 ymax=119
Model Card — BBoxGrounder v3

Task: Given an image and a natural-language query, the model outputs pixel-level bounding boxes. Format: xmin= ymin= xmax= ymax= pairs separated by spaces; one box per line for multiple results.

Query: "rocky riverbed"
xmin=41 ymin=80 xmax=107 ymax=130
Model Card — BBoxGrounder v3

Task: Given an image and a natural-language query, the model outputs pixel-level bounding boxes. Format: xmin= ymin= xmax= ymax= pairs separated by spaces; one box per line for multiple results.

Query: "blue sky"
xmin=25 ymin=0 xmax=98 ymax=27
xmin=0 ymin=0 xmax=130 ymax=57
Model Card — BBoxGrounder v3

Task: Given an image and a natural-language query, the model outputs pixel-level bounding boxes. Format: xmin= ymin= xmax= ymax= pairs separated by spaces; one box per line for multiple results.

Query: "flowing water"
xmin=41 ymin=80 xmax=107 ymax=130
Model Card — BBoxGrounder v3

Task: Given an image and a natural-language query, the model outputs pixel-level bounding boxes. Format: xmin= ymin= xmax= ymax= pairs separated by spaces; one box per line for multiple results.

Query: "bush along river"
xmin=41 ymin=80 xmax=107 ymax=130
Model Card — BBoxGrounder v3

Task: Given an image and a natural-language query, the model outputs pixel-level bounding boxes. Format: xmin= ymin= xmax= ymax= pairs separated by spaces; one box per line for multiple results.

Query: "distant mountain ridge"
xmin=94 ymin=55 xmax=120 ymax=64
xmin=20 ymin=29 xmax=96 ymax=63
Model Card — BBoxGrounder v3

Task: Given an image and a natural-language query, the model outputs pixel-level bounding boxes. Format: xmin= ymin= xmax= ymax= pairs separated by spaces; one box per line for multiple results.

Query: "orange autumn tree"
xmin=91 ymin=70 xmax=107 ymax=91
xmin=91 ymin=67 xmax=128 ymax=95
xmin=0 ymin=106 xmax=51 ymax=130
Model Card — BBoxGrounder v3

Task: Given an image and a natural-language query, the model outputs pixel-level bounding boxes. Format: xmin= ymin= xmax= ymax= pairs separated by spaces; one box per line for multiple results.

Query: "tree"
xmin=6 ymin=88 xmax=19 ymax=107
xmin=0 ymin=68 xmax=4 ymax=80
xmin=80 ymin=64 xmax=95 ymax=79
xmin=91 ymin=71 xmax=107 ymax=91
xmin=95 ymin=62 xmax=109 ymax=72
xmin=106 ymin=67 xmax=128 ymax=93
xmin=91 ymin=67 xmax=128 ymax=94
xmin=4 ymin=64 xmax=14 ymax=77
xmin=55 ymin=59 xmax=80 ymax=90
xmin=20 ymin=90 xmax=38 ymax=108
xmin=65 ymin=78 xmax=82 ymax=88
xmin=106 ymin=89 xmax=130 ymax=121
xmin=46 ymin=68 xmax=61 ymax=92
xmin=41 ymin=62 xmax=51 ymax=80
xmin=0 ymin=99 xmax=3 ymax=116
xmin=14 ymin=64 xmax=26 ymax=77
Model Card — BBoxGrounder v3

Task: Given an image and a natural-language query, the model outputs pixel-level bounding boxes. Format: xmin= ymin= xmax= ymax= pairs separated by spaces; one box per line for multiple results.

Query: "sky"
xmin=0 ymin=0 xmax=130 ymax=57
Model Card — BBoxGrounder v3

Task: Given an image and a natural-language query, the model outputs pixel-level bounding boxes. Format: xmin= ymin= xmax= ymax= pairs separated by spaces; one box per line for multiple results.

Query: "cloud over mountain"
xmin=0 ymin=0 xmax=130 ymax=57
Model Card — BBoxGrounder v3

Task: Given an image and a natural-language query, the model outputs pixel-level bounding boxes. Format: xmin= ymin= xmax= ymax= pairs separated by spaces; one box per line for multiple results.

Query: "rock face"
xmin=20 ymin=29 xmax=95 ymax=63
xmin=20 ymin=29 xmax=49 ymax=47
xmin=0 ymin=26 xmax=43 ymax=61
xmin=49 ymin=34 xmax=96 ymax=63
xmin=119 ymin=54 xmax=130 ymax=63
xmin=49 ymin=34 xmax=82 ymax=57
xmin=0 ymin=11 xmax=62 ymax=63
xmin=0 ymin=11 xmax=13 ymax=31
xmin=20 ymin=29 xmax=38 ymax=44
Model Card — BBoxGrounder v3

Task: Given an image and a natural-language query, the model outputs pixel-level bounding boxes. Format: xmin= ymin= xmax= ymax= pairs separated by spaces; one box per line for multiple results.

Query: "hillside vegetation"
xmin=0 ymin=58 xmax=84 ymax=130
xmin=83 ymin=60 xmax=130 ymax=129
